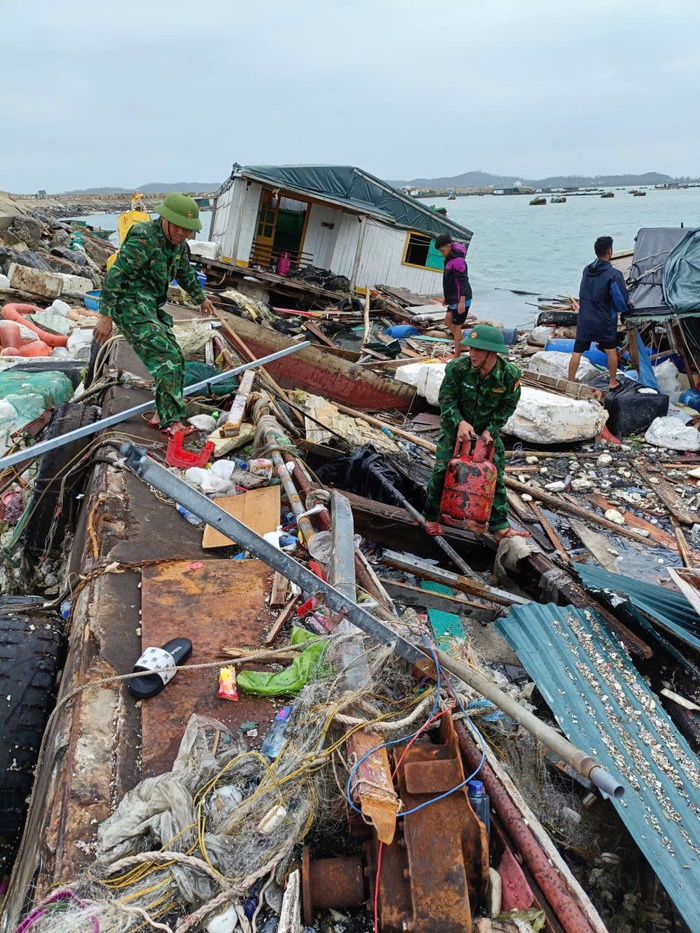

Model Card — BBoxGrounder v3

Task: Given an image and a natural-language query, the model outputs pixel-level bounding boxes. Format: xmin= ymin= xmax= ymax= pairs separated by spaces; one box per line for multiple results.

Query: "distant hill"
xmin=392 ymin=170 xmax=693 ymax=188
xmin=62 ymin=182 xmax=219 ymax=195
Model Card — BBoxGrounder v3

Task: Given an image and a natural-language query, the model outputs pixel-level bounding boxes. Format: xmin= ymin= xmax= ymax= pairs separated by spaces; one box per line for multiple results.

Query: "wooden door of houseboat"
xmin=252 ymin=190 xmax=278 ymax=267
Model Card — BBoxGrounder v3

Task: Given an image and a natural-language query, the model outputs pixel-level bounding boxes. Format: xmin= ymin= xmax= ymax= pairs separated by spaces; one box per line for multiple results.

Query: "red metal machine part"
xmin=302 ymin=715 xmax=489 ymax=932
xmin=439 ymin=437 xmax=497 ymax=534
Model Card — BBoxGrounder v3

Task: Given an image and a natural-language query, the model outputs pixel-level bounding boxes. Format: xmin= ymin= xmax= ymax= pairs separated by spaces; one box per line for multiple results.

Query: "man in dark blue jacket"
xmin=568 ymin=236 xmax=629 ymax=389
xmin=435 ymin=234 xmax=473 ymax=358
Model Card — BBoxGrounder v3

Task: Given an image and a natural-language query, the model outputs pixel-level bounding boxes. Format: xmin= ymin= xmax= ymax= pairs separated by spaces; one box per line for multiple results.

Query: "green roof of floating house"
xmin=220 ymin=163 xmax=473 ymax=244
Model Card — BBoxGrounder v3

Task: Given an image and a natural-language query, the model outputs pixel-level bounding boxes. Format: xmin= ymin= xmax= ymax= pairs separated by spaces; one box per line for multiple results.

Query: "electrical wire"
xmin=341 ymin=636 xmax=487 ymax=933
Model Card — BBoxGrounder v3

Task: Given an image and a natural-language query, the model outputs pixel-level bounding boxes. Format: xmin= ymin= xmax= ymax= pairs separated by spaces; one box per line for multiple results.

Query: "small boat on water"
xmin=550 ymin=196 xmax=566 ymax=204
xmin=214 ymin=308 xmax=417 ymax=411
xmin=601 ymin=191 xmax=615 ymax=198
xmin=529 ymin=196 xmax=547 ymax=206
xmin=633 ymin=190 xmax=647 ymax=197
xmin=447 ymin=193 xmax=456 ymax=201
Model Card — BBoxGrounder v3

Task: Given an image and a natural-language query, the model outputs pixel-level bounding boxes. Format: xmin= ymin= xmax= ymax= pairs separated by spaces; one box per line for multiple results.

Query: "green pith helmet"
xmin=154 ymin=193 xmax=202 ymax=231
xmin=461 ymin=323 xmax=507 ymax=355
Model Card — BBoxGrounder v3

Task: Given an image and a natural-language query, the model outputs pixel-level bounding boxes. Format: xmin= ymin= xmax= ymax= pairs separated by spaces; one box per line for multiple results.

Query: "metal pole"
xmin=0 ymin=342 xmax=309 ymax=472
xmin=119 ymin=442 xmax=425 ymax=665
xmin=120 ymin=444 xmax=624 ymax=799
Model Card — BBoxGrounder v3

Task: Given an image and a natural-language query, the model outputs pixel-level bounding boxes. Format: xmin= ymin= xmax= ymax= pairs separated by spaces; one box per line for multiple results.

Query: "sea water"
xmin=73 ymin=185 xmax=700 ymax=328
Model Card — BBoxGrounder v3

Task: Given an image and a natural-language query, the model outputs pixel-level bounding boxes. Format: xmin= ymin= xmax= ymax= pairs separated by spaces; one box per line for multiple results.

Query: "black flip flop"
xmin=128 ymin=638 xmax=193 ymax=699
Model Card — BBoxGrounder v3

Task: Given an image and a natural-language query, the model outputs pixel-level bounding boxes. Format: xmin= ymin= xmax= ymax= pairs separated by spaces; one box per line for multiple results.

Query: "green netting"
xmin=0 ymin=370 xmax=74 ymax=415
xmin=0 ymin=370 xmax=74 ymax=448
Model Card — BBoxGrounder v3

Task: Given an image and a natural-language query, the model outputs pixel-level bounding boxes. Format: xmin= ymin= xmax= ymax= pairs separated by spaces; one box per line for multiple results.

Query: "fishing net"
xmin=20 ymin=616 xmax=473 ymax=933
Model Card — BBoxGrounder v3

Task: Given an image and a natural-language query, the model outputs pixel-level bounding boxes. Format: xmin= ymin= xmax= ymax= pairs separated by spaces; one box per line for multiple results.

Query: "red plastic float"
xmin=1 ymin=303 xmax=68 ymax=347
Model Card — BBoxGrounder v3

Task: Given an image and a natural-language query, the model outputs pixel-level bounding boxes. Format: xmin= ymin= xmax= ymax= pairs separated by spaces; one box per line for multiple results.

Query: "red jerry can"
xmin=439 ymin=436 xmax=497 ymax=534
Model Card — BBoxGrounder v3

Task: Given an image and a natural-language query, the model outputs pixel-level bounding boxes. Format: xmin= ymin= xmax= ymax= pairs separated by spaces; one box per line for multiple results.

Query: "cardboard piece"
xmin=202 ymin=485 xmax=280 ymax=548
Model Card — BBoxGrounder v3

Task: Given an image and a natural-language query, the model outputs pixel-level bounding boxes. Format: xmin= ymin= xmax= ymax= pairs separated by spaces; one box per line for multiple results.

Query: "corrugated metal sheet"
xmin=575 ymin=562 xmax=700 ymax=651
xmin=496 ymin=602 xmax=700 ymax=932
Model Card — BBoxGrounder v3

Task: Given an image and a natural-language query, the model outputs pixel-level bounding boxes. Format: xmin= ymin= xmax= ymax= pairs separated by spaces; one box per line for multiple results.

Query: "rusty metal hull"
xmin=216 ymin=310 xmax=417 ymax=411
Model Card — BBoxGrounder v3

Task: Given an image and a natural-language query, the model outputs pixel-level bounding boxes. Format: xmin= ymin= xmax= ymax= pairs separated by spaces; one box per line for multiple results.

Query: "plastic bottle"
xmin=261 ymin=705 xmax=294 ymax=759
xmin=177 ymin=505 xmax=203 ymax=525
xmin=467 ymin=779 xmax=491 ymax=837
xmin=680 ymin=388 xmax=700 ymax=413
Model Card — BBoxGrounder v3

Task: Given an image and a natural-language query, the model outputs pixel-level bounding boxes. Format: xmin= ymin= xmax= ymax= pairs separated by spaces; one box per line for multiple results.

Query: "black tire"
xmin=0 ymin=613 xmax=65 ymax=872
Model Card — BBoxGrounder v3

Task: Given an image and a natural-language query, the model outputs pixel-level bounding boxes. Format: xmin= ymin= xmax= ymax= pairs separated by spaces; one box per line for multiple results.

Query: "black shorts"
xmin=449 ymin=306 xmax=470 ymax=325
xmin=574 ymin=339 xmax=617 ymax=353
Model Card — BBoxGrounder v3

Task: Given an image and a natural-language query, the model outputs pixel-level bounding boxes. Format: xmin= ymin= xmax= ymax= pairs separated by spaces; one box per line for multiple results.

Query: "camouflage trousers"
xmin=112 ymin=300 xmax=186 ymax=428
xmin=424 ymin=431 xmax=509 ymax=533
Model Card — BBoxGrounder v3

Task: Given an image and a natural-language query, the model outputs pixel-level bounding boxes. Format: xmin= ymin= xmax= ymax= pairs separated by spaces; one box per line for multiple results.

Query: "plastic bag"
xmin=187 ymin=413 xmax=218 ymax=433
xmin=97 ymin=715 xmax=246 ymax=904
xmin=237 ymin=628 xmax=327 ymax=696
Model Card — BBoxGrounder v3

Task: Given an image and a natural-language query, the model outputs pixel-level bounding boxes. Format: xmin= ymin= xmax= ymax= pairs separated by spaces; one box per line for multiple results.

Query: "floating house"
xmin=210 ymin=164 xmax=473 ymax=293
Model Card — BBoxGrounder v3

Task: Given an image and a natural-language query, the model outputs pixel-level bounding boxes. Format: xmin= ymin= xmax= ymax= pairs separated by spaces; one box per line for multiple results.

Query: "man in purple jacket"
xmin=435 ymin=234 xmax=473 ymax=358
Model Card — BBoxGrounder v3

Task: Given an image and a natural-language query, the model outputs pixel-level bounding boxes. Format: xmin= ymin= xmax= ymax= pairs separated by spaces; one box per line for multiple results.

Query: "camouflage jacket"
xmin=100 ymin=220 xmax=205 ymax=318
xmin=438 ymin=355 xmax=521 ymax=440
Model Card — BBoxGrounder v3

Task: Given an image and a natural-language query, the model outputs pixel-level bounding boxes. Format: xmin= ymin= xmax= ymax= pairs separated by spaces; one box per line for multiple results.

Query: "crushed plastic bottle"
xmin=177 ymin=505 xmax=203 ymax=525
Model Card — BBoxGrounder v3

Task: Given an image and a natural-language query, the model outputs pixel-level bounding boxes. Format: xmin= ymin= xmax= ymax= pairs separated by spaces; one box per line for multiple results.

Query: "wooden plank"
xmin=427 ymin=607 xmax=465 ymax=648
xmin=529 ymin=500 xmax=570 ymax=561
xmin=302 ymin=319 xmax=338 ymax=349
xmin=587 ymin=493 xmax=677 ymax=549
xmin=263 ymin=595 xmax=300 ymax=646
xmin=672 ymin=518 xmax=694 ymax=568
xmin=140 ymin=560 xmax=275 ymax=776
xmin=653 ymin=478 xmax=697 ymax=524
xmin=520 ymin=370 xmax=605 ymax=402
xmin=220 ymin=368 xmax=255 ymax=436
xmin=202 ymin=486 xmax=281 ymax=548
xmin=379 ymin=579 xmax=489 ymax=615
xmin=504 ymin=478 xmax=654 ymax=544
xmin=380 ymin=551 xmax=530 ymax=607
xmin=270 ymin=570 xmax=289 ymax=607
xmin=570 ymin=520 xmax=620 ymax=573
xmin=506 ymin=489 xmax=537 ymax=523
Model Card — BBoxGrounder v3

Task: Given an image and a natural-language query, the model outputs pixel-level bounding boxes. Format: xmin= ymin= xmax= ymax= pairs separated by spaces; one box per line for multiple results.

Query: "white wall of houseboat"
xmin=212 ymin=179 xmax=442 ymax=293
xmin=211 ymin=177 xmax=262 ymax=264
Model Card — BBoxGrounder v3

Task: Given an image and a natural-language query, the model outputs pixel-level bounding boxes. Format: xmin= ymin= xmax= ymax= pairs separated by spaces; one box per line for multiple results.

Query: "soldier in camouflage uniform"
xmin=94 ymin=193 xmax=215 ymax=435
xmin=424 ymin=324 xmax=525 ymax=541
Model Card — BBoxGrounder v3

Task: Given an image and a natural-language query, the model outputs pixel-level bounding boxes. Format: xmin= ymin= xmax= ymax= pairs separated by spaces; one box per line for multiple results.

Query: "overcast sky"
xmin=1 ymin=0 xmax=697 ymax=192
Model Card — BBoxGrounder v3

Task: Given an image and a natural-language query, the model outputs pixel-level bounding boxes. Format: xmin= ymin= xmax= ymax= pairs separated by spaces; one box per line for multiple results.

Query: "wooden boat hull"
xmin=216 ymin=310 xmax=417 ymax=410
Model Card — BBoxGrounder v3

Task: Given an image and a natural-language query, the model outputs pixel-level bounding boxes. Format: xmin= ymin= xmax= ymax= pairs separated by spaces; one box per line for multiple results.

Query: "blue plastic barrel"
xmin=544 ymin=338 xmax=576 ymax=353
xmin=545 ymin=338 xmax=613 ymax=368
xmin=384 ymin=324 xmax=419 ymax=338
xmin=680 ymin=388 xmax=700 ymax=412
xmin=197 ymin=271 xmax=207 ymax=288
xmin=501 ymin=327 xmax=518 ymax=345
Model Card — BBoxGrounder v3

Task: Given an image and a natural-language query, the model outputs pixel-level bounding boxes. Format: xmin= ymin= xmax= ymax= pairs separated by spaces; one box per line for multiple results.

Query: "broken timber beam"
xmin=654 ymin=478 xmax=697 ymax=525
xmin=220 ymin=368 xmax=255 ymax=436
xmin=505 ymin=478 xmax=655 ymax=543
xmin=379 ymin=549 xmax=529 ymax=607
xmin=520 ymin=370 xmax=605 ymax=402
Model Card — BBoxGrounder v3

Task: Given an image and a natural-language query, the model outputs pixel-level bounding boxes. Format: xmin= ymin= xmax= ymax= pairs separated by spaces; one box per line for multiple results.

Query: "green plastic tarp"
xmin=237 ymin=627 xmax=327 ymax=696
xmin=0 ymin=370 xmax=74 ymax=451
xmin=662 ymin=229 xmax=700 ymax=314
